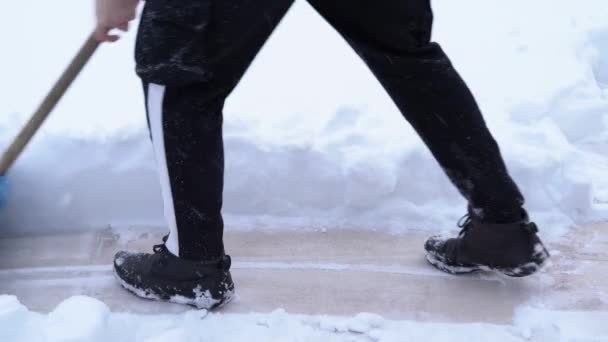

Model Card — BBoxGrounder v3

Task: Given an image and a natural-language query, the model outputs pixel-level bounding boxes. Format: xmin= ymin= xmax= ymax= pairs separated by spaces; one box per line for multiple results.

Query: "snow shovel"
xmin=0 ymin=32 xmax=100 ymax=209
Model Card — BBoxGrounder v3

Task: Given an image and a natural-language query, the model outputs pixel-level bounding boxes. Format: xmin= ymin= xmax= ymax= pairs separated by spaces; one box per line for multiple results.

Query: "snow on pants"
xmin=137 ymin=0 xmax=525 ymax=260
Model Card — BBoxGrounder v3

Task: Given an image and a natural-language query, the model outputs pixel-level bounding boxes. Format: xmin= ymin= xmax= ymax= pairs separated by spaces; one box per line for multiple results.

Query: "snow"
xmin=45 ymin=296 xmax=110 ymax=342
xmin=0 ymin=0 xmax=607 ymax=238
xmin=1 ymin=0 xmax=608 ymax=338
xmin=1 ymin=295 xmax=607 ymax=342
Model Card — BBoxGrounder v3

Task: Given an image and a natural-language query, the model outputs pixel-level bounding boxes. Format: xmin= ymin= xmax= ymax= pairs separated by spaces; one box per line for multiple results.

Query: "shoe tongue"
xmin=467 ymin=207 xmax=485 ymax=220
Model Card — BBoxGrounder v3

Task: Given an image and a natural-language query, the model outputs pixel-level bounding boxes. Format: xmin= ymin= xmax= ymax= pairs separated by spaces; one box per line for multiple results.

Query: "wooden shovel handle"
xmin=0 ymin=32 xmax=100 ymax=176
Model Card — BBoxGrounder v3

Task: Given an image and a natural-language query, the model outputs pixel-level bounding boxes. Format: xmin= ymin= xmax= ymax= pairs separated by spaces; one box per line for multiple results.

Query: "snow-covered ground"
xmin=1 ymin=0 xmax=608 ymax=341
xmin=2 ymin=295 xmax=608 ymax=342
xmin=1 ymin=0 xmax=607 ymax=237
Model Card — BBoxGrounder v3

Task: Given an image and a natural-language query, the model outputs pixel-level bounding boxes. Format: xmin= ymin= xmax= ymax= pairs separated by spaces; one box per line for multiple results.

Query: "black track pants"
xmin=137 ymin=0 xmax=525 ymax=260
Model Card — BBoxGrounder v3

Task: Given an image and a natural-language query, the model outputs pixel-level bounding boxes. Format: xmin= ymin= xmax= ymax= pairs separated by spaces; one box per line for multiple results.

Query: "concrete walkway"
xmin=1 ymin=224 xmax=607 ymax=323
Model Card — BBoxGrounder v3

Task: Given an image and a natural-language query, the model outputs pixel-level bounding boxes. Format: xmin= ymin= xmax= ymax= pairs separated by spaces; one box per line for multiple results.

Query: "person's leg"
xmin=307 ymin=0 xmax=549 ymax=275
xmin=137 ymin=0 xmax=295 ymax=260
xmin=306 ymin=0 xmax=522 ymax=222
xmin=114 ymin=0 xmax=294 ymax=308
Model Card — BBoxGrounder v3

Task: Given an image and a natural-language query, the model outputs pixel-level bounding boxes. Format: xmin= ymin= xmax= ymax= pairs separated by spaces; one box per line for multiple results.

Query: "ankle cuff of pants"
xmin=470 ymin=205 xmax=527 ymax=224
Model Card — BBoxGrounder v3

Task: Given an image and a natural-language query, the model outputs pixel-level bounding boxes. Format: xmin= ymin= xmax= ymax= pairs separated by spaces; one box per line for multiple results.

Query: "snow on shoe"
xmin=113 ymin=239 xmax=235 ymax=309
xmin=424 ymin=212 xmax=550 ymax=277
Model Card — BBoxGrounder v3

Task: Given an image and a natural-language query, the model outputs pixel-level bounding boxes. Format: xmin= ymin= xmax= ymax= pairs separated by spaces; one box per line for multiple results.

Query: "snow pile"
xmin=2 ymin=295 xmax=608 ymax=342
xmin=44 ymin=297 xmax=110 ymax=342
xmin=0 ymin=0 xmax=607 ymax=237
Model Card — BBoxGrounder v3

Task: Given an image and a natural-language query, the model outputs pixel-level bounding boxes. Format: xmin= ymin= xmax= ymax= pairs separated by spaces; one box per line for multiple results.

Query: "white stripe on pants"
xmin=147 ymin=83 xmax=180 ymax=256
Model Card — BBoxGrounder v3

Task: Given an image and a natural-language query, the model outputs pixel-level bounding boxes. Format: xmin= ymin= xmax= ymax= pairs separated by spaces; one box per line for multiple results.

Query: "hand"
xmin=95 ymin=0 xmax=140 ymax=42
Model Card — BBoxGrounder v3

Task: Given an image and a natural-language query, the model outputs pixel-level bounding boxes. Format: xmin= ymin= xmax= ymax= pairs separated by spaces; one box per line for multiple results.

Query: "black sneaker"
xmin=113 ymin=237 xmax=235 ymax=309
xmin=424 ymin=212 xmax=550 ymax=277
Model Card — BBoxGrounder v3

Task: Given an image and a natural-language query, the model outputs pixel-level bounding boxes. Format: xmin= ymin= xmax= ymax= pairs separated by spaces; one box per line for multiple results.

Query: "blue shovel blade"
xmin=0 ymin=175 xmax=6 ymax=209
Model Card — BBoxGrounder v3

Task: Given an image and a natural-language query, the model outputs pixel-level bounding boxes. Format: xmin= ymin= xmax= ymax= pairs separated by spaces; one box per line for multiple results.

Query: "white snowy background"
xmin=1 ymin=0 xmax=608 ymax=341
xmin=0 ymin=0 xmax=607 ymax=238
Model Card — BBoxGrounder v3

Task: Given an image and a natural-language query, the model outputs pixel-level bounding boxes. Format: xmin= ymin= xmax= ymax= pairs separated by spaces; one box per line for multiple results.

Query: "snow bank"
xmin=0 ymin=0 xmax=607 ymax=237
xmin=2 ymin=295 xmax=607 ymax=342
xmin=45 ymin=296 xmax=110 ymax=342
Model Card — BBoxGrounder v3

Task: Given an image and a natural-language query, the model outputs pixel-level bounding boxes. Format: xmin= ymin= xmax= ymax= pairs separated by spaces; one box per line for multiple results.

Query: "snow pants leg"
xmin=136 ymin=0 xmax=525 ymax=260
xmin=137 ymin=0 xmax=295 ymax=260
xmin=306 ymin=0 xmax=525 ymax=222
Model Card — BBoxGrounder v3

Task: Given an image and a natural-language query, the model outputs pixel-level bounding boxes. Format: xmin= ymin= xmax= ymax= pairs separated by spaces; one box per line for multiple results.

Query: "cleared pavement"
xmin=1 ymin=224 xmax=606 ymax=323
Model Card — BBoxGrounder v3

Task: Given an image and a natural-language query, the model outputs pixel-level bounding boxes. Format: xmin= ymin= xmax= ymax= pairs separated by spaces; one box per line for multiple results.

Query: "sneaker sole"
xmin=425 ymin=244 xmax=550 ymax=278
xmin=425 ymin=253 xmax=482 ymax=275
xmin=495 ymin=243 xmax=551 ymax=277
xmin=113 ymin=268 xmax=235 ymax=310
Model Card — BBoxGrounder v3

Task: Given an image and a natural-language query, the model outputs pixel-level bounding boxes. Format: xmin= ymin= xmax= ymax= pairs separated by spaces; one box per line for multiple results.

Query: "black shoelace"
xmin=153 ymin=235 xmax=169 ymax=254
xmin=457 ymin=214 xmax=472 ymax=237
